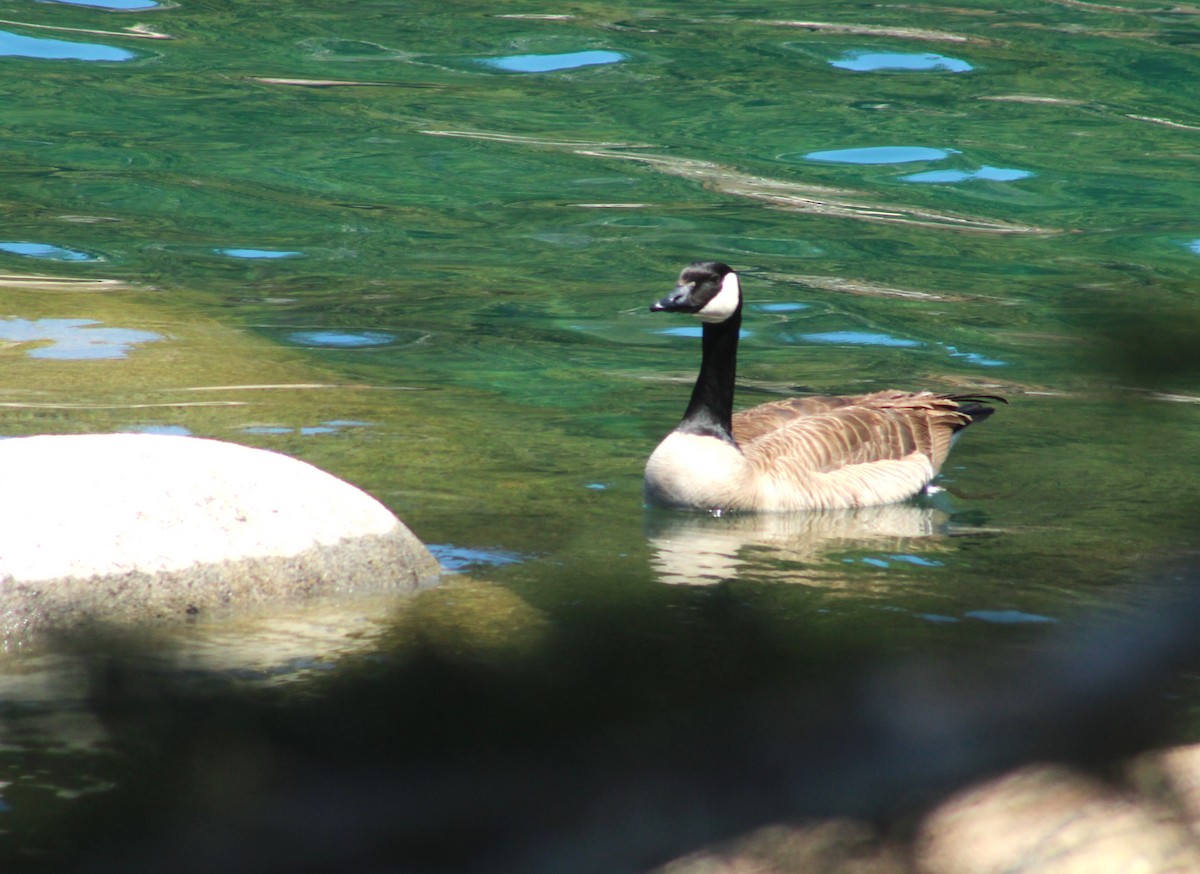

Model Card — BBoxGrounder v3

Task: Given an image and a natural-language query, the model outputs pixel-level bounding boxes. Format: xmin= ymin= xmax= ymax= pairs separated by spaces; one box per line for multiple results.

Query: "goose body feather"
xmin=644 ymin=262 xmax=1002 ymax=512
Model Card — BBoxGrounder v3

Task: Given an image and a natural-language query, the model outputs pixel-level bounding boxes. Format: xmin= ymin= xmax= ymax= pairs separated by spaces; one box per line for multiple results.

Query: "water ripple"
xmin=760 ymin=19 xmax=988 ymax=44
xmin=766 ymin=273 xmax=962 ymax=302
xmin=421 ymin=129 xmax=1055 ymax=234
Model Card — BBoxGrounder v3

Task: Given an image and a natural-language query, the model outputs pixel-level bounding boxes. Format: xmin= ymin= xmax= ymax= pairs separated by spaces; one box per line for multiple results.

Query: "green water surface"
xmin=1 ymin=0 xmax=1200 ymax=862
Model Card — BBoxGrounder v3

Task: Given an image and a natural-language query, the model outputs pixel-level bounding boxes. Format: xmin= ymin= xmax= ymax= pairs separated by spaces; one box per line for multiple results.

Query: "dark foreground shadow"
xmin=29 ymin=557 xmax=1200 ymax=874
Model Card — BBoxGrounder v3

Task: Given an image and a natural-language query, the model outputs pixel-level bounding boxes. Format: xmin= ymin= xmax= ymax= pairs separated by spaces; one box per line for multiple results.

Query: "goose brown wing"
xmin=731 ymin=395 xmax=866 ymax=445
xmin=736 ymin=392 xmax=973 ymax=474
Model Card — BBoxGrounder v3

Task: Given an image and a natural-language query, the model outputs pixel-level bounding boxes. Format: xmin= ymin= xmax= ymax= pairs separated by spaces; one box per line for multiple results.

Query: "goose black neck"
xmin=679 ymin=307 xmax=741 ymax=443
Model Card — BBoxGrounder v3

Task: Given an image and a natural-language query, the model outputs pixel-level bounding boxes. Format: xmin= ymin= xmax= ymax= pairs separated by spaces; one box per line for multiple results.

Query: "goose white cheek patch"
xmin=696 ymin=272 xmax=741 ymax=323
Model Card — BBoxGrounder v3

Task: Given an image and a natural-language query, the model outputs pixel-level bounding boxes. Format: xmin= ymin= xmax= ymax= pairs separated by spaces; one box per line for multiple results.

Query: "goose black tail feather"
xmin=946 ymin=394 xmax=1008 ymax=429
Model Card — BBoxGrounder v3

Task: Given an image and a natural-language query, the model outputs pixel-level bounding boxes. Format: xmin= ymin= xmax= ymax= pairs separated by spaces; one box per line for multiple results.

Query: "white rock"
xmin=0 ymin=433 xmax=440 ymax=643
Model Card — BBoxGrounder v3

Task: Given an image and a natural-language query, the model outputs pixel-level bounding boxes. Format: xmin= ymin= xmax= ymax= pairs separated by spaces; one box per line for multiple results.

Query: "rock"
xmin=0 ymin=433 xmax=440 ymax=644
xmin=915 ymin=764 xmax=1200 ymax=874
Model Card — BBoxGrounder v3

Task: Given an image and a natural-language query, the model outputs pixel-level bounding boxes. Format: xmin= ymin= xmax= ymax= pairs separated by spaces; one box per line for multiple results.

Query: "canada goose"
xmin=644 ymin=261 xmax=1004 ymax=512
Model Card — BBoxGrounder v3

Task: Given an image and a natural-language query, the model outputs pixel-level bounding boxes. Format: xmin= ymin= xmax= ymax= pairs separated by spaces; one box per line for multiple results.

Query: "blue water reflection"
xmin=288 ymin=330 xmax=395 ymax=348
xmin=216 ymin=248 xmax=303 ymax=259
xmin=800 ymin=330 xmax=921 ymax=348
xmin=965 ymin=609 xmax=1057 ymax=624
xmin=0 ymin=318 xmax=161 ymax=359
xmin=903 ymin=165 xmax=1034 ymax=183
xmin=845 ymin=553 xmax=944 ymax=568
xmin=946 ymin=345 xmax=1007 ymax=367
xmin=802 ymin=146 xmax=954 ymax=164
xmin=131 ymin=425 xmax=192 ymax=436
xmin=0 ymin=30 xmax=136 ymax=62
xmin=0 ymin=241 xmax=99 ymax=261
xmin=43 ymin=0 xmax=158 ymax=7
xmin=886 ymin=553 xmax=944 ymax=566
xmin=242 ymin=420 xmax=371 ymax=436
xmin=918 ymin=609 xmax=1057 ymax=624
xmin=429 ymin=544 xmax=526 ymax=572
xmin=754 ymin=302 xmax=809 ymax=313
xmin=790 ymin=331 xmax=1004 ymax=366
xmin=831 ymin=50 xmax=973 ymax=73
xmin=479 ymin=50 xmax=625 ymax=72
xmin=658 ymin=326 xmax=751 ymax=339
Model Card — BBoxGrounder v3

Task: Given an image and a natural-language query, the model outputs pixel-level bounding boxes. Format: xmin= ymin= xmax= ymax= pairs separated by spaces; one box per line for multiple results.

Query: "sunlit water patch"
xmin=0 ymin=318 xmax=162 ymax=360
xmin=799 ymin=146 xmax=956 ymax=165
xmin=477 ymin=50 xmax=625 ymax=73
xmin=0 ymin=242 xmax=100 ymax=262
xmin=830 ymin=50 xmax=973 ymax=73
xmin=0 ymin=30 xmax=136 ymax=62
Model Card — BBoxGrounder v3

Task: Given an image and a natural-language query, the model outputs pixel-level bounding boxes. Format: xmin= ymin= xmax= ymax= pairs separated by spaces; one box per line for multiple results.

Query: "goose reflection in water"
xmin=645 ymin=503 xmax=951 ymax=587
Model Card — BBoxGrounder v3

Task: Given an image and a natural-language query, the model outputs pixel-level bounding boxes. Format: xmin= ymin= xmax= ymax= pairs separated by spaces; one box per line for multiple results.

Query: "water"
xmin=2 ymin=0 xmax=1200 ymax=862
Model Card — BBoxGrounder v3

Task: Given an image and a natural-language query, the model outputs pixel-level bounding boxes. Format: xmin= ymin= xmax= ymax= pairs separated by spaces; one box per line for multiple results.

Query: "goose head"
xmin=650 ymin=261 xmax=741 ymax=324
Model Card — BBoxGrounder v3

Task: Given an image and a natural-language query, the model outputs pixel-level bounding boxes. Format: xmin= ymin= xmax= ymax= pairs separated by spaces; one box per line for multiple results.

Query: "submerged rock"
xmin=0 ymin=433 xmax=440 ymax=645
